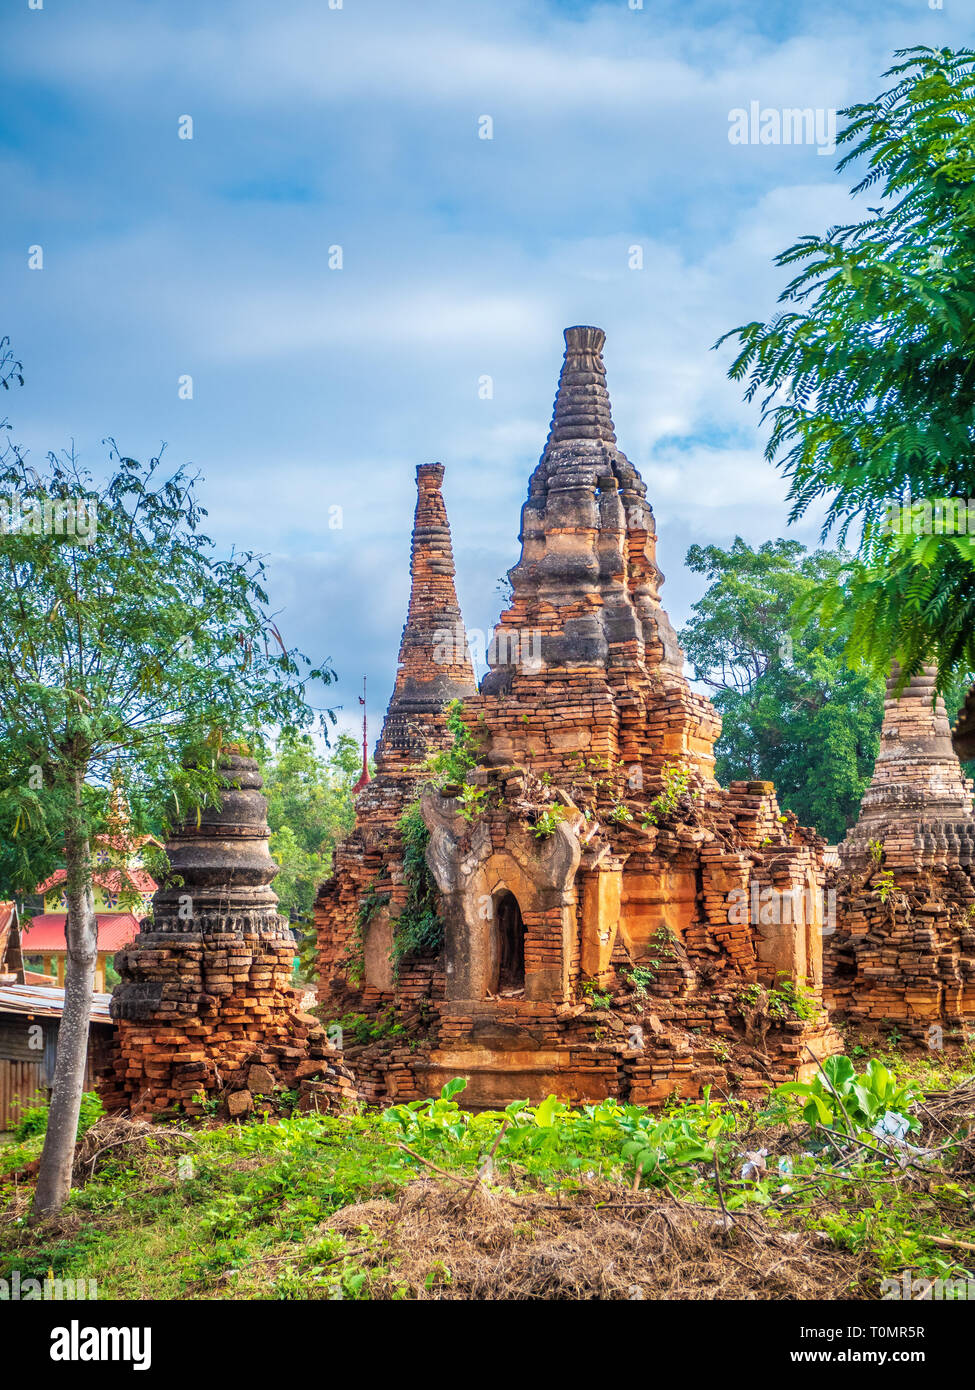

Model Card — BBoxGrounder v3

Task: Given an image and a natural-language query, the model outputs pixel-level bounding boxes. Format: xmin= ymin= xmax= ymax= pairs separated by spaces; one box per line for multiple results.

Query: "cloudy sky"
xmin=3 ymin=0 xmax=968 ymax=746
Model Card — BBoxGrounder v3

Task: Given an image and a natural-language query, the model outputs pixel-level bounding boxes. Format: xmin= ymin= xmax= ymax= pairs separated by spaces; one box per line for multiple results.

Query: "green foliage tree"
xmin=719 ymin=47 xmax=975 ymax=691
xmin=260 ymin=730 xmax=366 ymax=978
xmin=0 ymin=400 xmax=334 ymax=1215
xmin=679 ymin=538 xmax=885 ymax=842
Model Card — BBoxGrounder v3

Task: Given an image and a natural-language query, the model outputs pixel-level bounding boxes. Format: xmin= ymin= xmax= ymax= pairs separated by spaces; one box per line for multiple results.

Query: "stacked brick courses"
xmin=101 ymin=751 xmax=357 ymax=1116
xmin=826 ymin=666 xmax=975 ymax=1041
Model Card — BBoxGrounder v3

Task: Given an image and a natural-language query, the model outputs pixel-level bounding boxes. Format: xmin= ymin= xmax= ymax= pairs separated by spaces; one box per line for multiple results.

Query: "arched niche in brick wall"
xmin=421 ymin=791 xmax=584 ymax=1005
xmin=493 ymin=889 xmax=526 ymax=994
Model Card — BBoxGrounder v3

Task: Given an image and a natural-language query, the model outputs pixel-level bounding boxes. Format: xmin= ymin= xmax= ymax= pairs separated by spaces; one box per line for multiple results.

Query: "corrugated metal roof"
xmin=23 ymin=914 xmax=140 ymax=953
xmin=0 ymin=983 xmax=112 ymax=1022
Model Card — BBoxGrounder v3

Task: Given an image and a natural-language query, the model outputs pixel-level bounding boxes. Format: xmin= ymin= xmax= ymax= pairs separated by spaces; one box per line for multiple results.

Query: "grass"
xmin=2 ymin=1049 xmax=975 ymax=1299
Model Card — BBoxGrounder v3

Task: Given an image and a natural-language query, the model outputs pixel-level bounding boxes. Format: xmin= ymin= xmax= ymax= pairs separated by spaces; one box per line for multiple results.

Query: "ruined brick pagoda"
xmin=315 ymin=464 xmax=478 ymax=1030
xmin=101 ymin=749 xmax=356 ymax=1117
xmin=825 ymin=667 xmax=975 ymax=1041
xmin=316 ymin=326 xmax=840 ymax=1106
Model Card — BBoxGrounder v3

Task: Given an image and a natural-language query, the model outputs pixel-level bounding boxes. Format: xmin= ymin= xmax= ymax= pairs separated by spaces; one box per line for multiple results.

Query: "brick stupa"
xmin=316 ymin=327 xmax=840 ymax=1107
xmin=101 ymin=750 xmax=357 ymax=1116
xmin=826 ymin=667 xmax=975 ymax=1039
xmin=315 ymin=466 xmax=477 ymax=1078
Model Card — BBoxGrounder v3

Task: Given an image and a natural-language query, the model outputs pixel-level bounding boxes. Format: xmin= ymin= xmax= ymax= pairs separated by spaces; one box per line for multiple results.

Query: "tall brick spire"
xmin=841 ymin=664 xmax=974 ymax=871
xmin=477 ymin=325 xmax=718 ymax=782
xmin=484 ymin=325 xmax=688 ymax=688
xmin=374 ymin=464 xmax=476 ymax=776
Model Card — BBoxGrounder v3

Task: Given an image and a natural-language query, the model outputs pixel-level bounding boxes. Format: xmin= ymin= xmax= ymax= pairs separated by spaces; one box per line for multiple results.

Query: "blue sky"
xmin=2 ymin=0 xmax=969 ymax=746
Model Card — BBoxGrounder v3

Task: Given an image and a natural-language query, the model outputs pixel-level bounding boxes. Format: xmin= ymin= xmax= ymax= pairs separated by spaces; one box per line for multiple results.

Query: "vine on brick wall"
xmin=392 ymin=801 xmax=443 ymax=968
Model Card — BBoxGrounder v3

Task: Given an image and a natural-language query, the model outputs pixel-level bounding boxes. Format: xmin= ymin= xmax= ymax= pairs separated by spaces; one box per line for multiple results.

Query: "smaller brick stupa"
xmin=826 ymin=666 xmax=975 ymax=1039
xmin=316 ymin=465 xmax=477 ymax=1038
xmin=101 ymin=748 xmax=357 ymax=1117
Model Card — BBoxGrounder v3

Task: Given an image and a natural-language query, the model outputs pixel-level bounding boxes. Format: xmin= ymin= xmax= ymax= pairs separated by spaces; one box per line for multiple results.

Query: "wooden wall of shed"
xmin=0 ymin=1016 xmax=102 ymax=1132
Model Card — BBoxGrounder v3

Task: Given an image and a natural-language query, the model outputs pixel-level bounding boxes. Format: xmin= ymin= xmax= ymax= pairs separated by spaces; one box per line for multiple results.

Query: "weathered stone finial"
xmin=543 ymin=325 xmax=617 ymax=452
xmin=148 ymin=748 xmax=281 ymax=936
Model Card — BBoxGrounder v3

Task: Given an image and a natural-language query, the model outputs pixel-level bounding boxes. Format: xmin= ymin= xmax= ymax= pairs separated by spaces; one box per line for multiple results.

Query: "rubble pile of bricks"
xmin=100 ymin=750 xmax=358 ymax=1117
xmin=825 ymin=667 xmax=975 ymax=1042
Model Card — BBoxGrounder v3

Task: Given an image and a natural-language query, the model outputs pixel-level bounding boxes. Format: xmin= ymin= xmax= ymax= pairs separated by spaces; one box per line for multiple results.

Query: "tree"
xmin=0 ymin=422 xmax=334 ymax=1216
xmin=679 ymin=538 xmax=886 ymax=842
xmin=260 ymin=730 xmax=365 ymax=977
xmin=720 ymin=47 xmax=975 ymax=691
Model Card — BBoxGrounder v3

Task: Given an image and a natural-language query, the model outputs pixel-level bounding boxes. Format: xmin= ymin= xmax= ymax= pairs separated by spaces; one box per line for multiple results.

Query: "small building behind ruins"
xmin=316 ymin=326 xmax=841 ymax=1107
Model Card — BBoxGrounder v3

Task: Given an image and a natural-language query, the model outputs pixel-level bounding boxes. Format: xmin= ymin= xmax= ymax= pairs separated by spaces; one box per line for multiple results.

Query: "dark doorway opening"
xmin=496 ymin=891 xmax=525 ymax=993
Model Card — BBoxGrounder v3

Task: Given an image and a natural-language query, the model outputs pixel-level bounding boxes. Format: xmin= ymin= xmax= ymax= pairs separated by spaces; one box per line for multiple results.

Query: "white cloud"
xmin=4 ymin=0 xmax=964 ymax=739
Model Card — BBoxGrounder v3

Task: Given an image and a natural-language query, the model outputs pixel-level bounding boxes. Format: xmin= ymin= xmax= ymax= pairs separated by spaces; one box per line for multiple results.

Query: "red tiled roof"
xmin=37 ymin=867 xmax=157 ymax=896
xmin=94 ymin=832 xmax=163 ymax=854
xmin=23 ymin=914 xmax=140 ymax=953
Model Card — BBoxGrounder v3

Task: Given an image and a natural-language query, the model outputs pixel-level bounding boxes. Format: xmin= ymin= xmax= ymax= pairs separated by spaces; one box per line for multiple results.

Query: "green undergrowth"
xmin=1 ymin=1055 xmax=974 ymax=1299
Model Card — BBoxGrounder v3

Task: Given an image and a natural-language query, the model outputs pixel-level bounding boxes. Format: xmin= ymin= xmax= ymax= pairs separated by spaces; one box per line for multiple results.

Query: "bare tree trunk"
xmin=31 ymin=767 xmax=97 ymax=1219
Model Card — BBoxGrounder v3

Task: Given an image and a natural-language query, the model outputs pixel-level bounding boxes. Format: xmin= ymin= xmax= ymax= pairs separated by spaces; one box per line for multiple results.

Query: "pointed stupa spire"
xmin=543 ymin=325 xmax=617 ymax=452
xmin=841 ymin=664 xmax=974 ymax=870
xmin=373 ymin=464 xmax=477 ymax=776
xmin=482 ymin=324 xmax=687 ymax=694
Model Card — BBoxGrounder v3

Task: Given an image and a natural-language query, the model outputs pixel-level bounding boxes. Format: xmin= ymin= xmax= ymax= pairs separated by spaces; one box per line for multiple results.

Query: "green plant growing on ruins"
xmin=192 ymin=1090 xmax=223 ymax=1117
xmin=770 ymin=974 xmax=820 ymax=1022
xmin=332 ymin=1007 xmax=406 ymax=1047
xmin=737 ymin=976 xmax=819 ymax=1023
xmin=607 ymin=802 xmax=634 ymax=826
xmin=875 ymin=870 xmax=897 ymax=904
xmin=0 ymin=400 xmax=335 ymax=1218
xmin=533 ymin=803 xmax=570 ymax=839
xmin=624 ymin=965 xmax=658 ymax=996
xmin=348 ymin=887 xmax=390 ymax=985
xmin=391 ymin=802 xmax=443 ymax=967
xmin=457 ymin=783 xmax=489 ymax=824
xmin=640 ymin=765 xmax=692 ymax=827
xmin=422 ymin=699 xmax=480 ymax=789
xmin=581 ymin=981 xmax=612 ymax=1010
xmin=869 ymin=838 xmax=884 ymax=866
